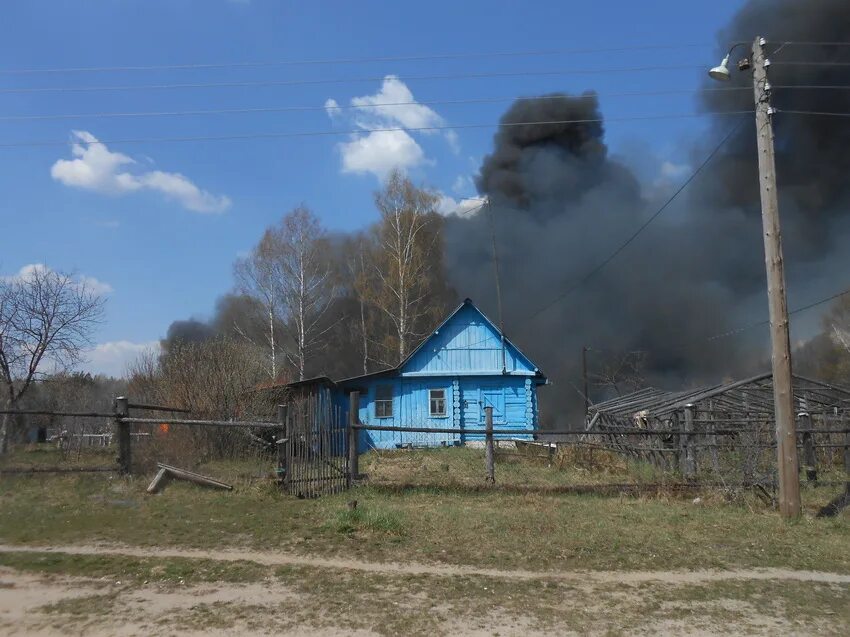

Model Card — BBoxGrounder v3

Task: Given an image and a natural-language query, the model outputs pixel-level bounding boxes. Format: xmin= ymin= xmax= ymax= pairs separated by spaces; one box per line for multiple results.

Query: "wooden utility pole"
xmin=751 ymin=36 xmax=801 ymax=518
xmin=347 ymin=391 xmax=360 ymax=487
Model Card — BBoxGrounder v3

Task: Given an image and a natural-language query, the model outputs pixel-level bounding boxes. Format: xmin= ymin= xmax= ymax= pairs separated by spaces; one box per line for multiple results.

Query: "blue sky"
xmin=0 ymin=0 xmax=746 ymax=376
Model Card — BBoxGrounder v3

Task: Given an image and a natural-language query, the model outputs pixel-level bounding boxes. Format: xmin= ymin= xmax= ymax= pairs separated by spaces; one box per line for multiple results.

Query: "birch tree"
xmin=234 ymin=233 xmax=281 ymax=380
xmin=371 ymin=170 xmax=445 ymax=364
xmin=345 ymin=235 xmax=377 ymax=375
xmin=0 ymin=266 xmax=105 ymax=453
xmin=276 ymin=207 xmax=337 ymax=380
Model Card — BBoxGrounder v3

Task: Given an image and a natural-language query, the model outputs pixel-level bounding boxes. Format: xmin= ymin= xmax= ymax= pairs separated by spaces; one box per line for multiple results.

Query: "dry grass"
xmin=0 ymin=459 xmax=847 ymax=574
xmin=0 ymin=444 xmax=116 ymax=471
xmin=362 ymin=445 xmax=668 ymax=490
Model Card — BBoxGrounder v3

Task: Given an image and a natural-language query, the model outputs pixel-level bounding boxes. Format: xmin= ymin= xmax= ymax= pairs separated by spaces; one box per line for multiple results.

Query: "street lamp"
xmin=708 ymin=37 xmax=801 ymax=519
xmin=708 ymin=54 xmax=731 ymax=81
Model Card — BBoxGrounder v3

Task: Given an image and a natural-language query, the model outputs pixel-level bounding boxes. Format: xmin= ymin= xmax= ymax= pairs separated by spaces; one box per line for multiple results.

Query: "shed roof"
xmin=588 ymin=372 xmax=850 ymax=420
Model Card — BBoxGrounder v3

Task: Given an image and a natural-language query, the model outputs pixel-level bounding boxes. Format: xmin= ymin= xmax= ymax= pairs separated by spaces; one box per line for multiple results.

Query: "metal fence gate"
xmin=283 ymin=390 xmax=348 ymax=497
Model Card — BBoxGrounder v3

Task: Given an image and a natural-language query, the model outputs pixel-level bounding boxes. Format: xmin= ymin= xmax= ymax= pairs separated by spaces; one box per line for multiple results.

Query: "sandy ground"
xmin=3 ymin=543 xmax=849 ymax=585
xmin=0 ymin=544 xmax=848 ymax=636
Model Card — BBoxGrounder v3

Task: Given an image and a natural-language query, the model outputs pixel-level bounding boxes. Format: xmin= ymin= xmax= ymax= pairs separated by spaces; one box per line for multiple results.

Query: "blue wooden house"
xmin=334 ymin=298 xmax=547 ymax=449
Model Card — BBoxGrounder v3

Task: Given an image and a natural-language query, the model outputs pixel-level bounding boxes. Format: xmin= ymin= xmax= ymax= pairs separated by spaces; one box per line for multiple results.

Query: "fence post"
xmin=681 ymin=405 xmax=695 ymax=479
xmin=276 ymin=404 xmax=288 ymax=487
xmin=348 ymin=391 xmax=359 ymax=487
xmin=114 ymin=396 xmax=130 ymax=475
xmin=485 ymin=406 xmax=495 ymax=484
xmin=798 ymin=408 xmax=817 ymax=483
xmin=844 ymin=428 xmax=849 ymax=489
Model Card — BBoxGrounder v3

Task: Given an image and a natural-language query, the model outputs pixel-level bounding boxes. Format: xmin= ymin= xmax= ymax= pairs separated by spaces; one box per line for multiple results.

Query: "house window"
xmin=375 ymin=384 xmax=393 ymax=418
xmin=429 ymin=389 xmax=447 ymax=417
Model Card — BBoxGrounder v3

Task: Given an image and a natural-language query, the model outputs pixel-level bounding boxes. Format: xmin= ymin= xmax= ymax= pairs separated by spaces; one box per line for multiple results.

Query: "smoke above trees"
xmin=162 ymin=0 xmax=850 ymax=425
xmin=443 ymin=0 xmax=850 ymax=422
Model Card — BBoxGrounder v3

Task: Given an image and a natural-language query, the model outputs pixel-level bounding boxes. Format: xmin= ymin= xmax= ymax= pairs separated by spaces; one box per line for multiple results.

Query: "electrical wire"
xmin=779 ymin=109 xmax=850 ymax=118
xmin=583 ymin=284 xmax=850 ymax=355
xmin=5 ymin=84 xmax=847 ymax=124
xmin=1 ymin=85 xmax=845 ymax=124
xmin=5 ymin=41 xmax=849 ymax=76
xmin=525 ymin=119 xmax=745 ymax=323
xmin=704 ymin=286 xmax=850 ymax=343
xmin=773 ymin=61 xmax=850 ymax=67
xmin=0 ymin=86 xmax=754 ymax=122
xmin=0 ymin=64 xmax=711 ymax=95
xmin=0 ymin=44 xmax=716 ymax=75
xmin=769 ymin=41 xmax=850 ymax=46
xmin=0 ymin=111 xmax=753 ymax=149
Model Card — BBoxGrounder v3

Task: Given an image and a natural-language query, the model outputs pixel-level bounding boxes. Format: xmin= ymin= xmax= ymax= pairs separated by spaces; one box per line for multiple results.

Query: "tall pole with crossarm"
xmin=750 ymin=36 xmax=800 ymax=518
xmin=709 ymin=37 xmax=801 ymax=518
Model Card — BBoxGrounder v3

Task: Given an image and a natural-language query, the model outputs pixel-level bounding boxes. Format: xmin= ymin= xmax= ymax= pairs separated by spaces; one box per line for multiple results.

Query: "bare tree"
xmin=128 ymin=338 xmax=267 ymax=420
xmin=371 ymin=170 xmax=443 ymax=364
xmin=238 ymin=206 xmax=336 ymax=381
xmin=0 ymin=266 xmax=105 ymax=453
xmin=345 ymin=235 xmax=377 ymax=375
xmin=234 ymin=233 xmax=282 ymax=380
xmin=591 ymin=350 xmax=648 ymax=397
xmin=276 ymin=207 xmax=337 ymax=380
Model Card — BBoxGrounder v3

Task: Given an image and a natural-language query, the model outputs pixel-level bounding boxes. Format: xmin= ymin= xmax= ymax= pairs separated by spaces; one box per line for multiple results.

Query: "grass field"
xmin=1 ymin=446 xmax=847 ymax=635
xmin=1 ymin=456 xmax=847 ymax=573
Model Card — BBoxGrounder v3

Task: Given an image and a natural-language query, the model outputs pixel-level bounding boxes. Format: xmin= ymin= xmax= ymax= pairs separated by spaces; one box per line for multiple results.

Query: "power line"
xmin=0 ymin=44 xmax=716 ymax=75
xmin=3 ymin=84 xmax=846 ymax=124
xmin=3 ymin=84 xmax=845 ymax=124
xmin=0 ymin=111 xmax=753 ymax=149
xmin=454 ymin=200 xmax=488 ymax=217
xmin=773 ymin=61 xmax=850 ymax=67
xmin=0 ymin=64 xmax=710 ymax=95
xmin=779 ymin=109 xmax=850 ymax=118
xmin=769 ymin=41 xmax=850 ymax=47
xmin=525 ymin=119 xmax=745 ymax=323
xmin=704 ymin=285 xmax=850 ymax=343
xmin=585 ymin=283 xmax=850 ymax=355
xmin=0 ymin=86 xmax=755 ymax=122
xmin=3 ymin=41 xmax=847 ymax=76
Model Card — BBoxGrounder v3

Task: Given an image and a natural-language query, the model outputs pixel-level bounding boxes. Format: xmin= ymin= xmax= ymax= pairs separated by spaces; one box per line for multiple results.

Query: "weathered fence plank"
xmin=485 ymin=406 xmax=495 ymax=485
xmin=348 ymin=391 xmax=359 ymax=486
xmin=114 ymin=396 xmax=131 ymax=475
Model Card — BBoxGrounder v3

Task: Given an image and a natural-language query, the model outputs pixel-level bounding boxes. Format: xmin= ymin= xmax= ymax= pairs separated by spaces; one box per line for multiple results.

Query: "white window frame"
xmin=375 ymin=384 xmax=393 ymax=419
xmin=429 ymin=388 xmax=447 ymax=417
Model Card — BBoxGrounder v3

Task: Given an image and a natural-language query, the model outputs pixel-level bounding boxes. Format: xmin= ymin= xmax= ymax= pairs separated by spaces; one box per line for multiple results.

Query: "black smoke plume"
xmin=445 ymin=0 xmax=850 ymax=425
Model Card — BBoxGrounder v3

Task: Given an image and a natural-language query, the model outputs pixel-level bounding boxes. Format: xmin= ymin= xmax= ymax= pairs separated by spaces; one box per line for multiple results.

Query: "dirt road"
xmin=1 ymin=544 xmax=848 ymax=636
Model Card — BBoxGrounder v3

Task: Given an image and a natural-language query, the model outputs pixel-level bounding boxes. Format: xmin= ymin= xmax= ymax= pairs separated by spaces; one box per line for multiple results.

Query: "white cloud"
xmin=77 ymin=274 xmax=114 ymax=296
xmin=327 ymin=76 xmax=457 ymax=180
xmin=51 ymin=131 xmax=231 ymax=213
xmin=350 ymin=76 xmax=443 ymax=131
xmin=339 ymin=130 xmax=428 ymax=179
xmin=85 ymin=340 xmax=160 ymax=378
xmin=3 ymin=263 xmax=113 ymax=295
xmin=436 ymin=194 xmax=487 ymax=217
